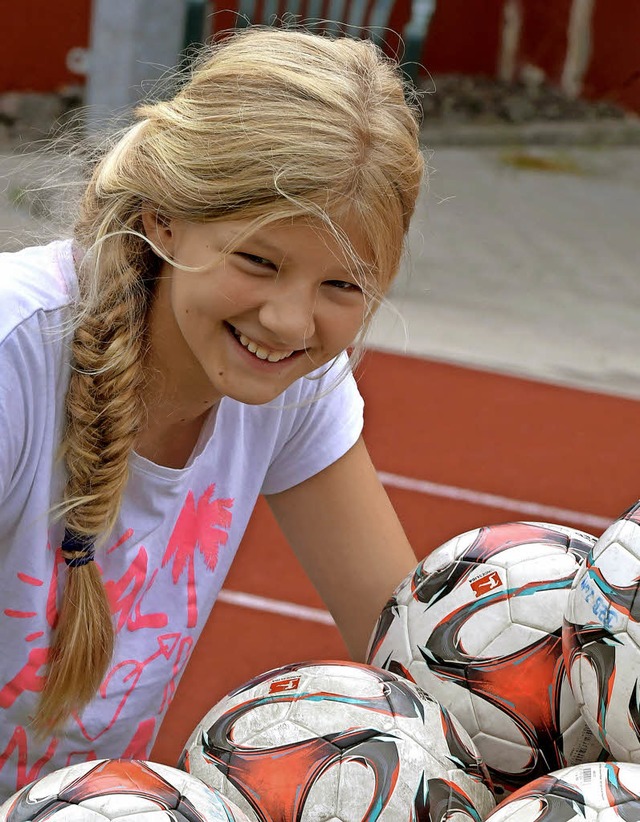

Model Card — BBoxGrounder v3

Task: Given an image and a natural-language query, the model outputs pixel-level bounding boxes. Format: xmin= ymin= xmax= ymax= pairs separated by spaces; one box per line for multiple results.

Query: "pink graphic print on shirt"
xmin=0 ymin=548 xmax=63 ymax=786
xmin=0 ymin=547 xmax=63 ymax=710
xmin=104 ymin=541 xmax=168 ymax=633
xmin=0 ymin=484 xmax=234 ymax=794
xmin=162 ymin=483 xmax=234 ymax=628
xmin=72 ymin=632 xmax=194 ymax=743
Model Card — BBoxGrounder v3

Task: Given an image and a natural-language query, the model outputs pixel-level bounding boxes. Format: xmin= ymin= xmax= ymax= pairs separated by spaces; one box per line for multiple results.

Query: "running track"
xmin=152 ymin=349 xmax=639 ymax=764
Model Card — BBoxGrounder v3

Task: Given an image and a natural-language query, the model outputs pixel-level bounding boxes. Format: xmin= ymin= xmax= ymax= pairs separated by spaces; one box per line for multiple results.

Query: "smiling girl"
xmin=0 ymin=26 xmax=424 ymax=798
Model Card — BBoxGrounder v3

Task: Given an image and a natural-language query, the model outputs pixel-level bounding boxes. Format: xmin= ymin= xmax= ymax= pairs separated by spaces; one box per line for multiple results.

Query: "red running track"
xmin=152 ymin=349 xmax=640 ymax=764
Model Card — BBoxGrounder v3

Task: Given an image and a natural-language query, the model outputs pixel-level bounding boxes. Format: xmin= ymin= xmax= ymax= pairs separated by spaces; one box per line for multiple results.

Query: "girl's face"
xmin=144 ymin=214 xmax=372 ymax=409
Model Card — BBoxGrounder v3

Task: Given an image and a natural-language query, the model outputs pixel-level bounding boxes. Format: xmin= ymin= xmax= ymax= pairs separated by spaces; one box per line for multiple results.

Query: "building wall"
xmin=418 ymin=0 xmax=506 ymax=76
xmin=582 ymin=1 xmax=640 ymax=112
xmin=1 ymin=0 xmax=638 ymax=115
xmin=518 ymin=0 xmax=574 ymax=82
xmin=0 ymin=0 xmax=91 ymax=92
xmin=420 ymin=0 xmax=640 ymax=113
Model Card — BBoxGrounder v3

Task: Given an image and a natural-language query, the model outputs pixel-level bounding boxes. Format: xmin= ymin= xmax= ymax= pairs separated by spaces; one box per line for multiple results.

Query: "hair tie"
xmin=61 ymin=528 xmax=95 ymax=568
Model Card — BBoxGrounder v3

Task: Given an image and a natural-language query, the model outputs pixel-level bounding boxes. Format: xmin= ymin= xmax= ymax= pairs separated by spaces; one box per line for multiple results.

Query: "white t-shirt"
xmin=0 ymin=241 xmax=364 ymax=799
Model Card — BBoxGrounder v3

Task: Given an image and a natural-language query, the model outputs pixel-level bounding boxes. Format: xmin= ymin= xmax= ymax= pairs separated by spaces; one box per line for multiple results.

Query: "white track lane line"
xmin=378 ymin=471 xmax=612 ymax=532
xmin=217 ymin=589 xmax=335 ymax=624
xmin=220 ymin=471 xmax=613 ymax=623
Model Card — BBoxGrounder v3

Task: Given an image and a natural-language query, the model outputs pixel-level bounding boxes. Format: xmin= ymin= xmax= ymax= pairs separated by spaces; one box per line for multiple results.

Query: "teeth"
xmin=237 ymin=331 xmax=294 ymax=363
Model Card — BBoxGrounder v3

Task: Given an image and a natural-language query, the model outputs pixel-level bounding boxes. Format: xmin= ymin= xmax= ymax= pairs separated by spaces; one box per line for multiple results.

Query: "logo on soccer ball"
xmin=470 ymin=570 xmax=502 ymax=597
xmin=577 ymin=576 xmax=623 ymax=631
xmin=268 ymin=676 xmax=301 ymax=693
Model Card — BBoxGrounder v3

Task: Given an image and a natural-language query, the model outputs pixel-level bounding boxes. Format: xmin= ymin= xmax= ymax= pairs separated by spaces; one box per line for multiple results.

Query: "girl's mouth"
xmin=227 ymin=323 xmax=298 ymax=363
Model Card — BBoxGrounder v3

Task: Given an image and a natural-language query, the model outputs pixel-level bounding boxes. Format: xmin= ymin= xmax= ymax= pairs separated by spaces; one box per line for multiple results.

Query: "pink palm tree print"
xmin=162 ymin=484 xmax=233 ymax=627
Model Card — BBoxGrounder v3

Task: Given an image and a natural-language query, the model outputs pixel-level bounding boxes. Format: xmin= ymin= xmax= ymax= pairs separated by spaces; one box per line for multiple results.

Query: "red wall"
xmin=518 ymin=0 xmax=573 ymax=83
xmin=582 ymin=1 xmax=640 ymax=113
xmin=419 ymin=0 xmax=575 ymax=84
xmin=421 ymin=0 xmax=506 ymax=76
xmin=0 ymin=1 xmax=91 ymax=92
xmin=2 ymin=0 xmax=639 ymax=115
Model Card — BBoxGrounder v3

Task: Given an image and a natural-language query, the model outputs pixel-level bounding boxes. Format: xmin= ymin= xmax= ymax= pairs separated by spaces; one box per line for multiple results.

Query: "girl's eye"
xmin=238 ymin=253 xmax=274 ymax=268
xmin=326 ymin=280 xmax=361 ymax=292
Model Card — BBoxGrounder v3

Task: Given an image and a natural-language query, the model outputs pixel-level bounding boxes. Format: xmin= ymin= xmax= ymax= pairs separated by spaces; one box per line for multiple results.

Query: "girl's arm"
xmin=266 ymin=436 xmax=417 ymax=662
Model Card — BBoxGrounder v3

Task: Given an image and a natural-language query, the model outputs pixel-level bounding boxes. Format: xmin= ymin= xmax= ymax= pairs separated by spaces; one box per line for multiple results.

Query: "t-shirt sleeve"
xmin=0 ymin=243 xmax=73 ymax=503
xmin=260 ymin=355 xmax=364 ymax=495
xmin=0 ymin=332 xmax=28 ymax=502
xmin=0 ymin=313 xmax=65 ymax=504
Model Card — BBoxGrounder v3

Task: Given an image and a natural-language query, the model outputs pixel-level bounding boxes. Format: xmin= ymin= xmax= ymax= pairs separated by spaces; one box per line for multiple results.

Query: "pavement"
xmin=1 ymin=131 xmax=639 ymax=400
xmin=370 ymin=142 xmax=640 ymax=400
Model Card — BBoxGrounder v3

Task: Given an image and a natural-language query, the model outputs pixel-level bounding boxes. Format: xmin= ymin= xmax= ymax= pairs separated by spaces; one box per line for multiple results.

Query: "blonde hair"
xmin=38 ymin=25 xmax=424 ymax=730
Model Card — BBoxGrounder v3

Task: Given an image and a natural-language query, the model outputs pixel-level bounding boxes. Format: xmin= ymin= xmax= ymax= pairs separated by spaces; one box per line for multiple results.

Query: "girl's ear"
xmin=141 ymin=210 xmax=174 ymax=256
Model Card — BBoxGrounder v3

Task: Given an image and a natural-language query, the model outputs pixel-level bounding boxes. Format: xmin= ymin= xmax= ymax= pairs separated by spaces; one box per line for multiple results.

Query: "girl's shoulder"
xmin=0 ymin=239 xmax=77 ymax=342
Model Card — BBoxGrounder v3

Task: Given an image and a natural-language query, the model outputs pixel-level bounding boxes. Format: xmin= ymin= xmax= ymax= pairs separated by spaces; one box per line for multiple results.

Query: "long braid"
xmin=36 ymin=221 xmax=152 ymax=731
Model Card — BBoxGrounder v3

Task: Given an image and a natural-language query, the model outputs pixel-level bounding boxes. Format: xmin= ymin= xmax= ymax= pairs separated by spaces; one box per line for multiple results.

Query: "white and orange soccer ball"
xmin=367 ymin=521 xmax=606 ymax=796
xmin=180 ymin=660 xmax=495 ymax=821
xmin=0 ymin=758 xmax=254 ymax=821
xmin=564 ymin=499 xmax=640 ymax=761
xmin=485 ymin=761 xmax=640 ymax=822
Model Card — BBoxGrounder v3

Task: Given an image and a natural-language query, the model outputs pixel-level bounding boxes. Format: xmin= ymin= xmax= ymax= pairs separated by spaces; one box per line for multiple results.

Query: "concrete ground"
xmin=1 ymin=138 xmax=639 ymax=400
xmin=369 ymin=144 xmax=640 ymax=399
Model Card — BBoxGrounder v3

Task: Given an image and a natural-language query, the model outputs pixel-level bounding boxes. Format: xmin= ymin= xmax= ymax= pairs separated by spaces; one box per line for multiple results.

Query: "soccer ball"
xmin=0 ymin=759 xmax=254 ymax=821
xmin=367 ymin=521 xmax=606 ymax=795
xmin=180 ymin=660 xmax=496 ymax=821
xmin=564 ymin=500 xmax=640 ymax=761
xmin=484 ymin=761 xmax=640 ymax=822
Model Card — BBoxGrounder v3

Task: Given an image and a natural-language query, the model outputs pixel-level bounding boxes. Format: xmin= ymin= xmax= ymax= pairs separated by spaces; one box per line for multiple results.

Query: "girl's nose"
xmin=258 ymin=284 xmax=317 ymax=347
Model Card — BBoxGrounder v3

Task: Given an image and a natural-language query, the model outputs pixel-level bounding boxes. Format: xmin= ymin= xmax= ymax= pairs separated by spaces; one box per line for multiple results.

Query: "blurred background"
xmin=1 ymin=0 xmax=639 ymax=396
xmin=2 ymin=0 xmax=640 ymax=133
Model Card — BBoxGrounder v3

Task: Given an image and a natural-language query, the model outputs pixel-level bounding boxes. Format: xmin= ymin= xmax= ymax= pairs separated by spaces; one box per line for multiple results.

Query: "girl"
xmin=0 ymin=26 xmax=424 ymax=798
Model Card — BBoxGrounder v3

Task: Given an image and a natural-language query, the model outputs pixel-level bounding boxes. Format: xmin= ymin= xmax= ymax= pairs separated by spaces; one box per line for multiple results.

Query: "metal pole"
xmin=85 ymin=0 xmax=189 ymax=133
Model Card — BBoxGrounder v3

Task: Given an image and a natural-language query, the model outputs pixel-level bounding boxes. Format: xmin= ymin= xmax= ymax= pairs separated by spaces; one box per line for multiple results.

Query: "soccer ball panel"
xmin=16 ymin=760 xmax=99 ymax=805
xmin=473 ymin=734 xmax=533 ymax=774
xmin=419 ymin=529 xmax=484 ymax=576
xmin=593 ymin=538 xmax=640 ymax=589
xmin=0 ymin=759 xmax=253 ymax=822
xmin=486 ymin=762 xmax=640 ymax=822
xmin=507 ymin=554 xmax=581 ymax=633
xmin=481 ymin=623 xmax=548 ymax=658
